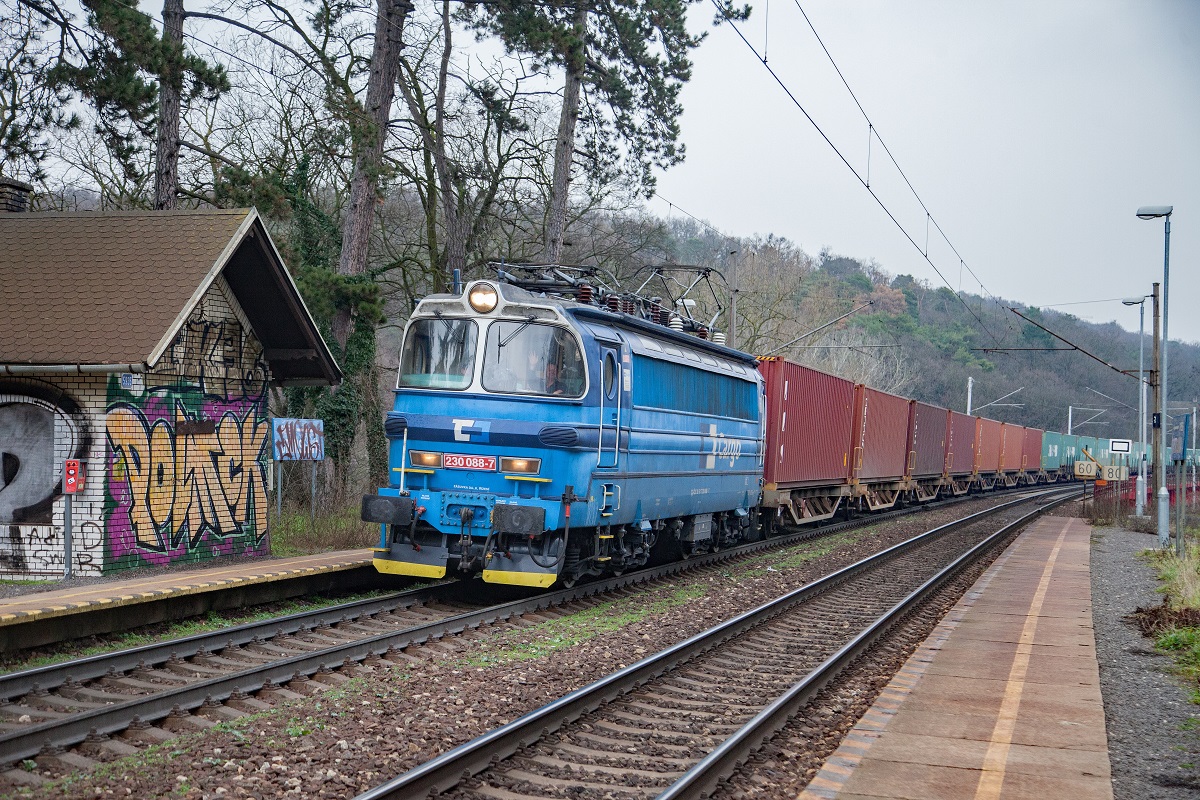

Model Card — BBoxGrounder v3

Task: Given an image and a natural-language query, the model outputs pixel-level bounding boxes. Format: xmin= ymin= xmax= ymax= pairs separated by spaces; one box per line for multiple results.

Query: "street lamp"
xmin=1123 ymin=295 xmax=1151 ymax=515
xmin=1136 ymin=205 xmax=1173 ymax=550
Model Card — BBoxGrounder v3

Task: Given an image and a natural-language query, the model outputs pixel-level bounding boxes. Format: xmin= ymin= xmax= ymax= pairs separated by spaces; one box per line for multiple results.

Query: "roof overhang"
xmin=146 ymin=208 xmax=342 ymax=387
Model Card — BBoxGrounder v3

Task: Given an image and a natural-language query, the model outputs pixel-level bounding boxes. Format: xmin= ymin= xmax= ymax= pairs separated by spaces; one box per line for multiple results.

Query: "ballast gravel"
xmin=1 ymin=494 xmax=1023 ymax=799
xmin=1090 ymin=526 xmax=1200 ymax=798
xmin=10 ymin=494 xmax=1200 ymax=800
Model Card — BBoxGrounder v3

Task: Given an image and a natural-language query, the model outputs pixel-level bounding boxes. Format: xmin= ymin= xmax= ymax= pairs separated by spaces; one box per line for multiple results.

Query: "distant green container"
xmin=1062 ymin=434 xmax=1080 ymax=463
xmin=1042 ymin=431 xmax=1064 ymax=471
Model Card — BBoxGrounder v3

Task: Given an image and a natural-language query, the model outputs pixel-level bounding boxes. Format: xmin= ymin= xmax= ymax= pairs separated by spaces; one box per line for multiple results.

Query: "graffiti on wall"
xmin=105 ymin=304 xmax=271 ymax=571
xmin=160 ymin=312 xmax=268 ymax=401
xmin=272 ymin=418 xmax=325 ymax=461
xmin=0 ymin=522 xmax=103 ymax=577
xmin=0 ymin=379 xmax=92 ymax=572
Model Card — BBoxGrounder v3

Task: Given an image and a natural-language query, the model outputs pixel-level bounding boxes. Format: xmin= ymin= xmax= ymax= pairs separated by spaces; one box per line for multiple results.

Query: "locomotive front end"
xmin=363 ymin=280 xmax=591 ymax=587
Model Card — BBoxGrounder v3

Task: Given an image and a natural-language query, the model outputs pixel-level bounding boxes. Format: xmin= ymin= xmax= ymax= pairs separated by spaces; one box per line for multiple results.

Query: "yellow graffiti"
xmin=107 ymin=405 xmax=268 ymax=551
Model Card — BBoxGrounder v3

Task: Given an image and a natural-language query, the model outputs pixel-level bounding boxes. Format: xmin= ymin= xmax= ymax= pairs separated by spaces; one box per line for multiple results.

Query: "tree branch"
xmin=183 ymin=11 xmax=324 ymax=77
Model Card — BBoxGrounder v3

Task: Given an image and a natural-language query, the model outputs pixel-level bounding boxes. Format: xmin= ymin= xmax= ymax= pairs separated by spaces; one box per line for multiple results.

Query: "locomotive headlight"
xmin=410 ymin=451 xmax=443 ymax=468
xmin=467 ymin=282 xmax=499 ymax=313
xmin=500 ymin=457 xmax=541 ymax=474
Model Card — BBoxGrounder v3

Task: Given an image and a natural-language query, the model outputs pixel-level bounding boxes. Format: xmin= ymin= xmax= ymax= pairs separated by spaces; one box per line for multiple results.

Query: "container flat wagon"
xmin=975 ymin=417 xmax=1004 ymax=487
xmin=851 ymin=385 xmax=912 ymax=510
xmin=759 ymin=357 xmax=855 ymax=524
xmin=1022 ymin=427 xmax=1044 ymax=483
xmin=909 ymin=401 xmax=950 ymax=500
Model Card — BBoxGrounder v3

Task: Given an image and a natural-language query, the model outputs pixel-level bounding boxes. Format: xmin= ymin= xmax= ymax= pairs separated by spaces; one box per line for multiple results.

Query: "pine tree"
xmin=43 ymin=0 xmax=228 ymax=202
xmin=0 ymin=0 xmax=78 ymax=184
xmin=461 ymin=0 xmax=749 ymax=263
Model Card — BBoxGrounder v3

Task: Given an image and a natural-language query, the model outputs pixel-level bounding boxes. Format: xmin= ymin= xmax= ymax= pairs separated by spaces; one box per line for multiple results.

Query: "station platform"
xmin=801 ymin=514 xmax=1112 ymax=800
xmin=0 ymin=549 xmax=377 ymax=652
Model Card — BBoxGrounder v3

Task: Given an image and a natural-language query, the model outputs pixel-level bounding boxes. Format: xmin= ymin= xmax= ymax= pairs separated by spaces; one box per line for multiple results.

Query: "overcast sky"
xmin=647 ymin=0 xmax=1200 ymax=344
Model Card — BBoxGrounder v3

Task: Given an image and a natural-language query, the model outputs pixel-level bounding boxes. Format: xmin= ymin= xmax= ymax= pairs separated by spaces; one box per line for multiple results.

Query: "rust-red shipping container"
xmin=947 ymin=411 xmax=976 ymax=476
xmin=759 ymin=357 xmax=854 ymax=488
xmin=975 ymin=417 xmax=1003 ymax=473
xmin=1022 ymin=427 xmax=1043 ymax=472
xmin=999 ymin=424 xmax=1022 ymax=473
xmin=909 ymin=402 xmax=950 ymax=478
xmin=851 ymin=385 xmax=911 ymax=481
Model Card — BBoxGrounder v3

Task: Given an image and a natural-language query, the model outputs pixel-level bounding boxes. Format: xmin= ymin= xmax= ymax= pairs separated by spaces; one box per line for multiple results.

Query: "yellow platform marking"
xmin=0 ymin=549 xmax=377 ymax=625
xmin=974 ymin=524 xmax=1070 ymax=800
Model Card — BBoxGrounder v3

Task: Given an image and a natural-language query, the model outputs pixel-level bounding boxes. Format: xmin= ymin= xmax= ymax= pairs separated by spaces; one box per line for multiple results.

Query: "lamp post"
xmin=1123 ymin=295 xmax=1151 ymax=515
xmin=1137 ymin=205 xmax=1173 ymax=550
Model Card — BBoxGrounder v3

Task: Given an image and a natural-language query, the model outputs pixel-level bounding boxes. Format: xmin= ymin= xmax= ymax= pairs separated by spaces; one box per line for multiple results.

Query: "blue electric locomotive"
xmin=362 ymin=277 xmax=765 ymax=587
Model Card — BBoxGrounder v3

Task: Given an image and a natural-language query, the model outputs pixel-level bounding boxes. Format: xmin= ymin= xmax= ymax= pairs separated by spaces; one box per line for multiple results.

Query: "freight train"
xmin=362 ymin=270 xmax=1135 ymax=588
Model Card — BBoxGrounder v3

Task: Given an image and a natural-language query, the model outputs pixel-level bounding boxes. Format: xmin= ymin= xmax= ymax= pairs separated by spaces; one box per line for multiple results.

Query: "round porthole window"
xmin=603 ymin=352 xmax=617 ymax=398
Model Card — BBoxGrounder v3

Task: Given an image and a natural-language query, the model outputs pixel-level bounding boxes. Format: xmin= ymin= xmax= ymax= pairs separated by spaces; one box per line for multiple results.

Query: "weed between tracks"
xmin=730 ymin=526 xmax=877 ymax=581
xmin=459 ymin=584 xmax=708 ymax=668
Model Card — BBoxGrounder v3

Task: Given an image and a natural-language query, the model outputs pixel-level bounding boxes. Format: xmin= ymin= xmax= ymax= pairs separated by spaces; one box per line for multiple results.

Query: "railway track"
xmin=0 ymin=485 xmax=1062 ymax=772
xmin=354 ymin=486 xmax=1079 ymax=800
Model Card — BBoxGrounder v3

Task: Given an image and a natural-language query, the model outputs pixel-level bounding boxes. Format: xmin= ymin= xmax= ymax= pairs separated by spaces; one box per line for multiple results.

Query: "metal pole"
xmin=1159 ymin=218 xmax=1171 ymax=550
xmin=1176 ymin=459 xmax=1184 ymax=556
xmin=1151 ymin=284 xmax=1164 ymax=546
xmin=277 ymin=458 xmax=283 ymax=521
xmin=1177 ymin=410 xmax=1191 ymax=556
xmin=1068 ymin=405 xmax=1073 ymax=435
xmin=728 ymin=250 xmax=738 ymax=350
xmin=63 ymin=493 xmax=73 ymax=579
xmin=966 ymin=376 xmax=973 ymax=415
xmin=310 ymin=460 xmax=317 ymax=534
xmin=1136 ymin=302 xmax=1146 ymax=516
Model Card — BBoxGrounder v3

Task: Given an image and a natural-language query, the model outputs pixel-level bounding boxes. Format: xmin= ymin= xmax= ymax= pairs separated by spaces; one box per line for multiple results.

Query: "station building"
xmin=0 ymin=179 xmax=341 ymax=579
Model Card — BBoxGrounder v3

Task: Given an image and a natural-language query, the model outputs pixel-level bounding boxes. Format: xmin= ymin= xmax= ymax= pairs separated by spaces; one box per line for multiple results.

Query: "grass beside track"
xmin=1143 ymin=534 xmax=1200 ymax=704
xmin=0 ymin=591 xmax=395 ymax=676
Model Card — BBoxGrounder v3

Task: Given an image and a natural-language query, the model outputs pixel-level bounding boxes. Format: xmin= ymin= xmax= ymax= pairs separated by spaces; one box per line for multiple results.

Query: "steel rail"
xmin=0 ymin=484 xmax=1063 ymax=767
xmin=0 ymin=584 xmax=461 ymax=702
xmin=352 ymin=487 xmax=1076 ymax=800
xmin=0 ymin=481 xmax=1038 ymax=700
xmin=658 ymin=488 xmax=1081 ymax=799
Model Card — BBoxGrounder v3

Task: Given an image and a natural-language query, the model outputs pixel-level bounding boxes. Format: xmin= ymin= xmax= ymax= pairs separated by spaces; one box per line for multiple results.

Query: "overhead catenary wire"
xmin=789 ymin=0 xmax=1002 ymax=312
xmin=709 ymin=0 xmax=1001 ymax=345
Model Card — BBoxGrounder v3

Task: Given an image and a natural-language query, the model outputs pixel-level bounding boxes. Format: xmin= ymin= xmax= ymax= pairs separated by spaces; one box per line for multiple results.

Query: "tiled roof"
xmin=0 ymin=209 xmax=251 ymax=366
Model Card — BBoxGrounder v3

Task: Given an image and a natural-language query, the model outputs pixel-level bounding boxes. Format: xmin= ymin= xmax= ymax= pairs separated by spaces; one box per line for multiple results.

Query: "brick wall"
xmin=0 ymin=374 xmax=107 ymax=578
xmin=0 ymin=276 xmax=272 ymax=579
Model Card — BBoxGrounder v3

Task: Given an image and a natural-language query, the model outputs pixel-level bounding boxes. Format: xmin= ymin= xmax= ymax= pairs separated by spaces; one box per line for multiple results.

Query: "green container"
xmin=1042 ymin=431 xmax=1064 ymax=470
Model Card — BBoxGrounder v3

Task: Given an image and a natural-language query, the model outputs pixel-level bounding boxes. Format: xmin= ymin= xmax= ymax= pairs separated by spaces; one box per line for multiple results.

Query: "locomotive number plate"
xmin=444 ymin=453 xmax=497 ymax=471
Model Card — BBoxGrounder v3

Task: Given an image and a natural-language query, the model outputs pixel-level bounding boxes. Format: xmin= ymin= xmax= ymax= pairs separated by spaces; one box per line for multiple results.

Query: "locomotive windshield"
xmin=481 ymin=321 xmax=585 ymax=398
xmin=398 ymin=318 xmax=477 ymax=389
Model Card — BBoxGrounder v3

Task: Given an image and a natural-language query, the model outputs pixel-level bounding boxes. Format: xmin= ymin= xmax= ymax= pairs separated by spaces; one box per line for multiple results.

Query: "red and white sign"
xmin=64 ymin=459 xmax=82 ymax=494
xmin=443 ymin=453 xmax=497 ymax=471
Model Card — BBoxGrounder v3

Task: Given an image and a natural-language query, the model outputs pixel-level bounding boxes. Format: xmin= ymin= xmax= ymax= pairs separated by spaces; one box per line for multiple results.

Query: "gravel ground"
xmin=1 ymin=494 xmax=1026 ymax=799
xmin=1091 ymin=526 xmax=1200 ymax=798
